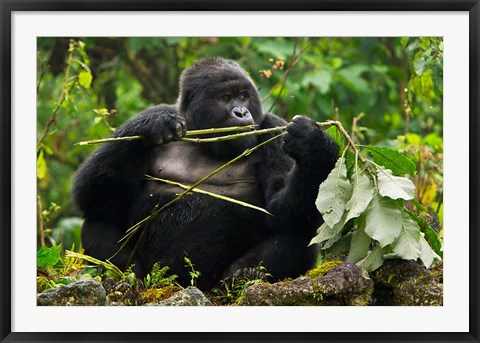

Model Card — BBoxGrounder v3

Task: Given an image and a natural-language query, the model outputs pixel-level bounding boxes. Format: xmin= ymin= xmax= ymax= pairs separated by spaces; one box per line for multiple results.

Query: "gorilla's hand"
xmin=283 ymin=115 xmax=335 ymax=166
xmin=115 ymin=109 xmax=187 ymax=145
xmin=146 ymin=111 xmax=187 ymax=145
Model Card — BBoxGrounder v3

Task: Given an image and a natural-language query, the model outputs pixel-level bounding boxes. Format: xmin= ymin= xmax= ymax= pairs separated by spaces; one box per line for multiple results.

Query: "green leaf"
xmin=37 ymin=149 xmax=47 ymax=180
xmin=392 ymin=213 xmax=421 ymax=260
xmin=418 ymin=233 xmax=441 ymax=268
xmin=347 ymin=223 xmax=372 ymax=264
xmin=377 ymin=168 xmax=415 ymax=200
xmin=345 ymin=167 xmax=374 ymax=222
xmin=271 ymin=83 xmax=287 ymax=98
xmin=405 ymin=210 xmax=443 ymax=257
xmin=357 ymin=245 xmax=384 ymax=272
xmin=78 ymin=70 xmax=93 ymax=89
xmin=37 ymin=245 xmax=62 ymax=268
xmin=365 ymin=193 xmax=403 ymax=247
xmin=325 ymin=126 xmax=346 ymax=153
xmin=77 ymin=40 xmax=90 ymax=66
xmin=336 ymin=65 xmax=370 ymax=94
xmin=316 ymin=157 xmax=352 ymax=228
xmin=365 ymin=145 xmax=416 ymax=176
xmin=309 ymin=217 xmax=345 ymax=247
xmin=327 ymin=233 xmax=352 ymax=254
xmin=301 ymin=69 xmax=332 ymax=94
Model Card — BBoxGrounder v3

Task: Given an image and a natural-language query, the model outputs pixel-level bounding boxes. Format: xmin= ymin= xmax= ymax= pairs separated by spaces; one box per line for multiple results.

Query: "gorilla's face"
xmin=178 ymin=57 xmax=264 ymax=158
xmin=179 ymin=57 xmax=263 ymax=130
xmin=205 ymin=80 xmax=258 ymax=128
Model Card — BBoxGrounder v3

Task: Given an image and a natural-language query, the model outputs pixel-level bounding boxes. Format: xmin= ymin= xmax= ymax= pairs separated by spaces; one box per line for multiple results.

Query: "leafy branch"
xmin=310 ymin=126 xmax=442 ymax=271
xmin=37 ymin=39 xmax=87 ymax=148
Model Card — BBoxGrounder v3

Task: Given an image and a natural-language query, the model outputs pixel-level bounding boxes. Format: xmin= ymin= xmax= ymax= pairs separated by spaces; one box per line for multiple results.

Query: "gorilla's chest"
xmin=145 ymin=141 xmax=263 ymax=205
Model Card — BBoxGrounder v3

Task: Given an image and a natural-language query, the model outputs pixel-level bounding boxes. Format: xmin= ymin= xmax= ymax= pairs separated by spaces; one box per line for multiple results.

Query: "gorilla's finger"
xmin=163 ymin=130 xmax=173 ymax=143
xmin=173 ymin=121 xmax=186 ymax=140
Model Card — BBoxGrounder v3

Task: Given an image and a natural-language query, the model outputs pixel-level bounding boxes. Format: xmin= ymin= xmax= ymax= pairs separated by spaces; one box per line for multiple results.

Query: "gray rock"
xmin=37 ymin=278 xmax=107 ymax=306
xmin=148 ymin=286 xmax=212 ymax=306
xmin=237 ymin=263 xmax=373 ymax=306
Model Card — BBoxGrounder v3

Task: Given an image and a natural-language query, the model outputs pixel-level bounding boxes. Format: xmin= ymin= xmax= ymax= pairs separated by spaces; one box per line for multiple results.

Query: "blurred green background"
xmin=36 ymin=37 xmax=443 ymax=249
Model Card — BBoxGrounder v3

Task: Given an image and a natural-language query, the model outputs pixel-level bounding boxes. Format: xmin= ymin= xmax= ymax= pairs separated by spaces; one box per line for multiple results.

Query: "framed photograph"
xmin=1 ymin=1 xmax=478 ymax=342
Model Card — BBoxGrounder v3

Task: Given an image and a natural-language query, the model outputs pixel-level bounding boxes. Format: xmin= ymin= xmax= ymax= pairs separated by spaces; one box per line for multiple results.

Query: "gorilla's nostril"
xmin=232 ymin=107 xmax=245 ymax=118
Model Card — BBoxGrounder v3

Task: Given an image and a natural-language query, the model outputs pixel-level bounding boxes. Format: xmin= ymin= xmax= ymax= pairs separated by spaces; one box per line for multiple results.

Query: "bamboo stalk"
xmin=75 ymin=125 xmax=256 ymax=146
xmin=181 ymin=126 xmax=285 ymax=143
xmin=75 ymin=135 xmax=143 ymax=145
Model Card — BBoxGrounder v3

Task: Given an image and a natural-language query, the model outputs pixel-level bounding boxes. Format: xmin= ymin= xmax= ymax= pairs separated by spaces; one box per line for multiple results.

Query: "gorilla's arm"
xmin=257 ymin=114 xmax=339 ymax=233
xmin=72 ymin=105 xmax=185 ymax=224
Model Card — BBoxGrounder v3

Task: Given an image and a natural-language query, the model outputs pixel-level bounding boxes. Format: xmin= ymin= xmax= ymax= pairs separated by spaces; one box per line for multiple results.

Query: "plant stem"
xmin=37 ymin=196 xmax=45 ymax=247
xmin=186 ymin=125 xmax=256 ymax=135
xmin=65 ymin=250 xmax=124 ymax=279
xmin=37 ymin=40 xmax=76 ymax=148
xmin=75 ymin=125 xmax=258 ymax=146
xmin=325 ymin=120 xmax=376 ymax=184
xmin=181 ymin=126 xmax=285 ymax=143
xmin=144 ymin=175 xmax=272 ymax=215
xmin=75 ymin=135 xmax=144 ymax=146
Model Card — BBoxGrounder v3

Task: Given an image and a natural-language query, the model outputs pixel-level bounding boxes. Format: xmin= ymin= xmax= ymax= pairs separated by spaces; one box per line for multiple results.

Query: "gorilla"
xmin=72 ymin=57 xmax=339 ymax=290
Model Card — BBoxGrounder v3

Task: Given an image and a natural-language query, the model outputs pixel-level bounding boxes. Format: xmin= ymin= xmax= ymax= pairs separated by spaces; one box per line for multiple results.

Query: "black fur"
xmin=72 ymin=57 xmax=339 ymax=290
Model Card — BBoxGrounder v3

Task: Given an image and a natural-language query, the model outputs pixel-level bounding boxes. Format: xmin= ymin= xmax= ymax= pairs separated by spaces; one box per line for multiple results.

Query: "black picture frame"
xmin=1 ymin=1 xmax=479 ymax=342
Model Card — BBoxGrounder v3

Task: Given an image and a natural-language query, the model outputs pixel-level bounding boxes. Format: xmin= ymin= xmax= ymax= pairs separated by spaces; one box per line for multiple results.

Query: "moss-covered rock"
xmin=237 ymin=263 xmax=373 ymax=306
xmin=372 ymin=260 xmax=443 ymax=306
xmin=306 ymin=260 xmax=343 ymax=279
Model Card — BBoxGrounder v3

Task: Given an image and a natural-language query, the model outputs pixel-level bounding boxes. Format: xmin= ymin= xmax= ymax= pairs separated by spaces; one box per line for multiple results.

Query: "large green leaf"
xmin=309 ymin=222 xmax=335 ymax=246
xmin=418 ymin=233 xmax=442 ymax=268
xmin=316 ymin=158 xmax=352 ymax=228
xmin=365 ymin=146 xmax=416 ymax=176
xmin=309 ymin=217 xmax=345 ymax=247
xmin=347 ymin=224 xmax=372 ymax=264
xmin=392 ymin=213 xmax=421 ymax=260
xmin=365 ymin=193 xmax=403 ymax=247
xmin=37 ymin=245 xmax=62 ymax=268
xmin=405 ymin=210 xmax=443 ymax=257
xmin=377 ymin=168 xmax=415 ymax=200
xmin=345 ymin=168 xmax=374 ymax=222
xmin=357 ymin=245 xmax=384 ymax=272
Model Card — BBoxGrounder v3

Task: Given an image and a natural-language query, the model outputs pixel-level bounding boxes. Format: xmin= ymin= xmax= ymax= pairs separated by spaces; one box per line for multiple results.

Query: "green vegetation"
xmin=37 ymin=37 xmax=443 ymax=286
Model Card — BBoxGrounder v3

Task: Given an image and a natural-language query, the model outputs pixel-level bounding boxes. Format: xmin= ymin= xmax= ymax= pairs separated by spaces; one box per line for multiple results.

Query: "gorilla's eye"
xmin=238 ymin=93 xmax=249 ymax=101
xmin=221 ymin=94 xmax=232 ymax=102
